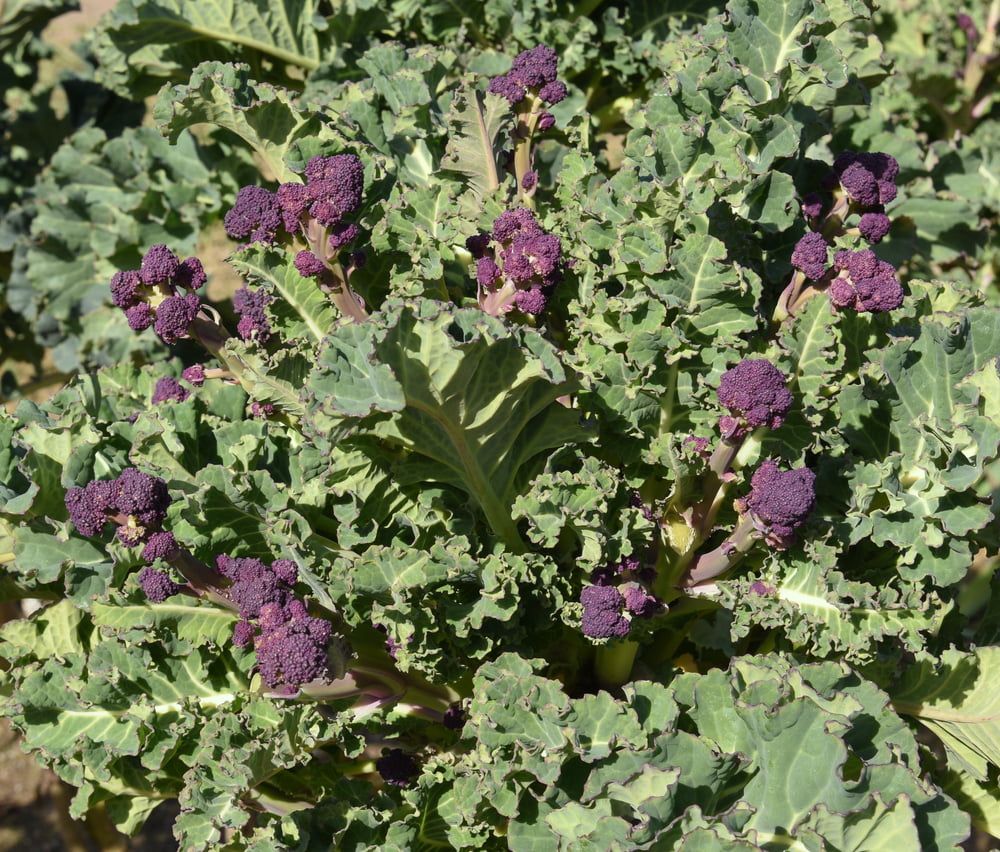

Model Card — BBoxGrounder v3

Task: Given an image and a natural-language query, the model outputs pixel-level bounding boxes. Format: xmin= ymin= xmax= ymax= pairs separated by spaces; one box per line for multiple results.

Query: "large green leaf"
xmin=440 ymin=87 xmax=510 ymax=201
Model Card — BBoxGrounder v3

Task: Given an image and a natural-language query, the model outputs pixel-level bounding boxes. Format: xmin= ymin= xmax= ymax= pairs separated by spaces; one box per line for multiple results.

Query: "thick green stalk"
xmin=595 ymin=639 xmax=639 ymax=688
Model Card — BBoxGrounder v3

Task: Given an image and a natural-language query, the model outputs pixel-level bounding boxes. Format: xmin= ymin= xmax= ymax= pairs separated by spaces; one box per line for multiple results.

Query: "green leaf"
xmin=440 ymin=87 xmax=510 ymax=200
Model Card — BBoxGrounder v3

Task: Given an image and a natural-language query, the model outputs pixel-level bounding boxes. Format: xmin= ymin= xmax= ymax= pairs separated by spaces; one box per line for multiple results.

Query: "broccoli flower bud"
xmin=539 ymin=80 xmax=568 ymax=104
xmin=791 ymin=232 xmax=829 ymax=281
xmin=232 ymin=286 xmax=272 ymax=342
xmin=833 ymin=151 xmax=899 ymax=207
xmin=140 ymin=244 xmax=180 ymax=285
xmin=181 ymin=364 xmax=205 ymax=386
xmin=513 ymin=286 xmax=548 ymax=315
xmin=115 ymin=468 xmax=171 ymax=529
xmin=858 ymin=211 xmax=891 ymax=244
xmin=466 ymin=233 xmax=491 ymax=259
xmin=224 ymin=186 xmax=283 ymax=244
xmin=741 ymin=460 xmax=816 ymax=549
xmin=138 ymin=567 xmax=181 ymax=603
xmin=493 ymin=208 xmax=541 ymax=243
xmin=305 ymin=155 xmax=364 ymax=225
xmin=141 ymin=531 xmax=180 ymax=562
xmin=232 ymin=619 xmax=256 ymax=648
xmin=830 ymin=250 xmax=904 ymax=313
xmin=125 ymin=303 xmax=154 ymax=331
xmin=538 ymin=112 xmax=556 ymax=131
xmin=65 ymin=480 xmax=116 ymax=538
xmin=277 ymin=182 xmax=310 ymax=233
xmin=376 ymin=748 xmax=420 ymax=788
xmin=271 ymin=559 xmax=298 ymax=585
xmin=110 ymin=270 xmax=143 ymax=308
xmin=489 ymin=45 xmax=567 ymax=108
xmin=254 ymin=610 xmax=333 ymax=688
xmin=250 ymin=401 xmax=275 ymax=419
xmin=476 ymin=257 xmax=501 ymax=288
xmin=717 ymin=359 xmax=793 ymax=438
xmin=488 ymin=74 xmax=527 ymax=104
xmin=294 ymin=250 xmax=326 ymax=279
xmin=621 ymin=583 xmax=661 ymax=618
xmin=328 ymin=222 xmax=360 ymax=251
xmin=801 ymin=192 xmax=825 ymax=220
xmin=174 ymin=257 xmax=207 ymax=290
xmin=580 ymin=585 xmax=631 ymax=639
xmin=521 ymin=170 xmax=538 ymax=190
xmin=152 ymin=376 xmax=189 ymax=405
xmin=153 ymin=293 xmax=201 ymax=344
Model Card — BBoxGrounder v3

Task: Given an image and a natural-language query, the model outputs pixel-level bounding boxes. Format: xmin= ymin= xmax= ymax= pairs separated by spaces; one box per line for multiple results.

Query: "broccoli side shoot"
xmin=740 ymin=460 xmax=816 ymax=549
xmin=716 ymin=359 xmax=793 ymax=439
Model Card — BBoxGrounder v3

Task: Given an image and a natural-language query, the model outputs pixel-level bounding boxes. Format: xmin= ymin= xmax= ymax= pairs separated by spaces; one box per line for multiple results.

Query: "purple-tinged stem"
xmin=683 ymin=516 xmax=758 ymax=588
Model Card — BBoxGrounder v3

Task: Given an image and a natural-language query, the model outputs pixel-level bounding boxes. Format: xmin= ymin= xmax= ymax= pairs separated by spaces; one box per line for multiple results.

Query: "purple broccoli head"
xmin=271 ymin=559 xmax=298 ymax=585
xmin=181 ymin=364 xmax=206 ymax=386
xmin=174 ymin=257 xmax=206 ymax=290
xmin=224 ymin=186 xmax=283 ymax=244
xmin=305 ymin=154 xmax=364 ymax=225
xmin=621 ymin=583 xmax=660 ymax=618
xmin=225 ymin=557 xmax=291 ymax=619
xmin=140 ymin=244 xmax=180 ymax=286
xmin=152 ymin=376 xmax=189 ymax=405
xmin=250 ymin=401 xmax=275 ymax=419
xmin=717 ymin=359 xmax=792 ymax=437
xmin=476 ymin=256 xmax=501 ymax=288
xmin=277 ymin=182 xmax=311 ymax=233
xmin=801 ymin=192 xmax=825 ymax=220
xmin=743 ymin=460 xmax=816 ymax=549
xmin=138 ymin=567 xmax=181 ymax=603
xmin=65 ymin=480 xmax=116 ymax=538
xmin=493 ymin=208 xmax=541 ymax=243
xmin=115 ymin=468 xmax=171 ymax=531
xmin=233 ymin=286 xmax=272 ymax=342
xmin=232 ymin=619 xmax=257 ymax=649
xmin=141 ymin=531 xmax=179 ymax=562
xmin=539 ymin=80 xmax=568 ymax=104
xmin=858 ymin=211 xmax=891 ymax=244
xmin=580 ymin=584 xmax=630 ymax=639
xmin=791 ymin=232 xmax=829 ymax=281
xmin=328 ymin=221 xmax=360 ymax=251
xmin=833 ymin=151 xmax=899 ymax=207
xmin=514 ymin=286 xmax=548 ymax=315
xmin=488 ymin=74 xmax=527 ymax=104
xmin=294 ymin=250 xmax=326 ymax=278
xmin=376 ymin=748 xmax=420 ymax=788
xmin=830 ymin=249 xmax=903 ymax=313
xmin=510 ymin=45 xmax=559 ymax=88
xmin=110 ymin=270 xmax=143 ymax=308
xmin=521 ymin=170 xmax=538 ymax=191
xmin=125 ymin=303 xmax=155 ymax=331
xmin=466 ymin=233 xmax=491 ymax=259
xmin=153 ymin=293 xmax=200 ymax=344
xmin=254 ymin=609 xmax=332 ymax=688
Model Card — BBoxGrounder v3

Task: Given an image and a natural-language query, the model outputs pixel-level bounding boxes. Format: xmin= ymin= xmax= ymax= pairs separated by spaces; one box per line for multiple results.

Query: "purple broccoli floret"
xmin=539 ymin=80 xmax=568 ymax=105
xmin=233 ymin=286 xmax=272 ymax=342
xmin=833 ymin=151 xmax=899 ymax=207
xmin=232 ymin=619 xmax=256 ymax=648
xmin=791 ymin=232 xmax=829 ymax=281
xmin=493 ymin=208 xmax=541 ymax=243
xmin=250 ymin=401 xmax=275 ymax=419
xmin=115 ymin=468 xmax=171 ymax=530
xmin=64 ymin=480 xmax=116 ymax=538
xmin=621 ymin=583 xmax=660 ymax=618
xmin=174 ymin=257 xmax=206 ymax=290
xmin=328 ymin=222 xmax=360 ymax=250
xmin=181 ymin=364 xmax=206 ymax=386
xmin=580 ymin=584 xmax=630 ymax=639
xmin=717 ymin=359 xmax=793 ymax=437
xmin=503 ymin=231 xmax=562 ymax=283
xmin=743 ymin=460 xmax=816 ymax=549
xmin=476 ymin=257 xmax=501 ymax=288
xmin=152 ymin=376 xmax=189 ymax=405
xmin=138 ymin=567 xmax=181 ymax=603
xmin=801 ymin=192 xmax=825 ymax=220
xmin=140 ymin=244 xmax=180 ymax=286
xmin=110 ymin=270 xmax=143 ymax=308
xmin=521 ymin=170 xmax=538 ymax=191
xmin=277 ymin=182 xmax=310 ymax=233
xmin=153 ymin=293 xmax=200 ymax=344
xmin=375 ymin=748 xmax=420 ymax=788
xmin=305 ymin=154 xmax=364 ymax=225
xmin=141 ymin=531 xmax=179 ymax=562
xmin=487 ymin=74 xmax=527 ymax=104
xmin=466 ymin=233 xmax=491 ymax=259
xmin=125 ymin=303 xmax=154 ymax=331
xmin=858 ymin=211 xmax=891 ymax=244
xmin=830 ymin=249 xmax=904 ymax=313
xmin=294 ymin=250 xmax=326 ymax=278
xmin=271 ymin=559 xmax=298 ymax=585
xmin=254 ymin=610 xmax=332 ymax=688
xmin=513 ymin=286 xmax=548 ymax=315
xmin=538 ymin=112 xmax=556 ymax=131
xmin=590 ymin=555 xmax=642 ymax=587
xmin=749 ymin=581 xmax=775 ymax=596
xmin=225 ymin=557 xmax=290 ymax=619
xmin=224 ymin=186 xmax=283 ymax=244
xmin=510 ymin=45 xmax=558 ymax=88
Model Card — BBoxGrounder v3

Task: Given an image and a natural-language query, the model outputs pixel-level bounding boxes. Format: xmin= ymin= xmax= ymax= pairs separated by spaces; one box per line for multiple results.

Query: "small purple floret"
xmin=744 ymin=460 xmax=816 ymax=549
xmin=717 ymin=359 xmax=792 ymax=434
xmin=174 ymin=257 xmax=206 ymax=290
xmin=580 ymin=584 xmax=630 ymax=639
xmin=141 ymin=531 xmax=179 ymax=562
xmin=791 ymin=232 xmax=829 ymax=281
xmin=153 ymin=293 xmax=200 ymax=344
xmin=858 ymin=212 xmax=891 ymax=243
xmin=224 ymin=186 xmax=283 ymax=244
xmin=801 ymin=192 xmax=825 ymax=220
xmin=521 ymin=170 xmax=538 ymax=191
xmin=181 ymin=364 xmax=205 ymax=386
xmin=138 ymin=567 xmax=181 ymax=603
xmin=140 ymin=244 xmax=180 ymax=286
xmin=294 ymin=250 xmax=326 ymax=278
xmin=125 ymin=303 xmax=154 ymax=331
xmin=152 ymin=376 xmax=189 ymax=405
xmin=110 ymin=270 xmax=143 ymax=308
xmin=539 ymin=80 xmax=568 ymax=104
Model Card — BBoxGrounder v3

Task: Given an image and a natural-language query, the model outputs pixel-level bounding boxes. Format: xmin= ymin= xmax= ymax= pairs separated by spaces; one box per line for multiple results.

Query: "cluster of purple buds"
xmin=138 ymin=566 xmax=182 ymax=603
xmin=737 ymin=460 xmax=816 ymax=550
xmin=716 ymin=359 xmax=792 ymax=442
xmin=224 ymin=153 xmax=364 ymax=268
xmin=829 ymin=249 xmax=904 ymax=313
xmin=488 ymin=45 xmax=567 ymax=130
xmin=813 ymin=150 xmax=898 ymax=245
xmin=65 ymin=468 xmax=171 ymax=548
xmin=232 ymin=286 xmax=273 ymax=342
xmin=467 ymin=208 xmax=563 ymax=316
xmin=110 ymin=245 xmax=205 ymax=343
xmin=218 ymin=555 xmax=332 ymax=690
xmin=579 ymin=580 xmax=661 ymax=640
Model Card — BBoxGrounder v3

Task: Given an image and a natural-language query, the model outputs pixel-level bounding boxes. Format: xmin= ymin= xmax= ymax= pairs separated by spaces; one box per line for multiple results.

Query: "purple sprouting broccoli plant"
xmin=254 ymin=602 xmax=333 ymax=689
xmin=66 ymin=468 xmax=171 ymax=547
xmin=716 ymin=359 xmax=793 ymax=441
xmin=224 ymin=186 xmax=284 ymax=245
xmin=110 ymin=245 xmax=205 ymax=344
xmin=138 ymin=567 xmax=182 ymax=603
xmin=469 ymin=208 xmax=564 ymax=317
xmin=152 ymin=376 xmax=189 ymax=405
xmin=739 ymin=460 xmax=817 ymax=550
xmin=830 ymin=250 xmax=904 ymax=313
xmin=791 ymin=232 xmax=830 ymax=281
xmin=376 ymin=748 xmax=420 ymax=788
